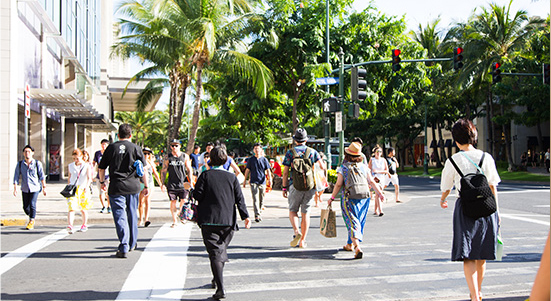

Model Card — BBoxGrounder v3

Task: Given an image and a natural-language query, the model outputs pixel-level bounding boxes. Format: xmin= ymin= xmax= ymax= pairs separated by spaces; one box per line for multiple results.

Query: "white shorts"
xmin=96 ymin=179 xmax=109 ymax=194
xmin=386 ymin=174 xmax=399 ymax=186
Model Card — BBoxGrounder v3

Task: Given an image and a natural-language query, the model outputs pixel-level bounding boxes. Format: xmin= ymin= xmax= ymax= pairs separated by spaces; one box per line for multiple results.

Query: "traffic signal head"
xmin=543 ymin=63 xmax=549 ymax=85
xmin=391 ymin=49 xmax=401 ymax=72
xmin=491 ymin=62 xmax=502 ymax=84
xmin=453 ymin=47 xmax=464 ymax=70
xmin=351 ymin=67 xmax=367 ymax=101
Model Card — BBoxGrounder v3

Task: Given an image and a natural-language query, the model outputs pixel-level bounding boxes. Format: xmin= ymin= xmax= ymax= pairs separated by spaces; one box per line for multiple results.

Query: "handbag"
xmin=178 ymin=199 xmax=198 ymax=223
xmin=60 ymin=165 xmax=85 ymax=198
xmin=320 ymin=204 xmax=337 ymax=238
xmin=60 ymin=184 xmax=77 ymax=198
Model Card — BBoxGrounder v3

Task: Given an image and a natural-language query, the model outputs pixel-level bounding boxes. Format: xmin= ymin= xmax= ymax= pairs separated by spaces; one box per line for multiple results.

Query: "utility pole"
xmin=338 ymin=48 xmax=344 ymax=165
xmin=324 ymin=0 xmax=331 ymax=169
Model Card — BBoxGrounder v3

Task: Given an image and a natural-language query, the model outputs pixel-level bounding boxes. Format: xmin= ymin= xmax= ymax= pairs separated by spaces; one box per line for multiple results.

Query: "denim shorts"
xmin=288 ymin=185 xmax=316 ymax=214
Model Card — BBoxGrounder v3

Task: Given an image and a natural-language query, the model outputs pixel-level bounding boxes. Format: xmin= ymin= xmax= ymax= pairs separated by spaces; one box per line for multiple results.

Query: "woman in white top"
xmin=368 ymin=145 xmax=388 ymax=216
xmin=66 ymin=148 xmax=93 ymax=234
xmin=440 ymin=119 xmax=501 ymax=301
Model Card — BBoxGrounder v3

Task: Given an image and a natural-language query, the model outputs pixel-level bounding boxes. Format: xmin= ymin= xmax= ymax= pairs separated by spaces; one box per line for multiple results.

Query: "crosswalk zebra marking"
xmin=0 ymin=229 xmax=67 ymax=275
xmin=115 ymin=223 xmax=193 ymax=301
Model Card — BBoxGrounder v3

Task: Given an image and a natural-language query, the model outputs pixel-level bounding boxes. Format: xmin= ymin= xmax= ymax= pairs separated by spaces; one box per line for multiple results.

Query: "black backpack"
xmin=449 ymin=152 xmax=497 ymax=219
xmin=387 ymin=158 xmax=396 ymax=175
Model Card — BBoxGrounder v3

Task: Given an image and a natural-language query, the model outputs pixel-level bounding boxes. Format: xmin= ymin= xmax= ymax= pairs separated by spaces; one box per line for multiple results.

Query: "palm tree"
xmin=113 ymin=0 xmax=193 ymax=152
xmin=445 ymin=0 xmax=545 ymax=166
xmin=115 ymin=111 xmax=167 ymax=147
xmin=114 ymin=0 xmax=274 ymax=154
xmin=412 ymin=18 xmax=448 ymax=167
xmin=178 ymin=0 xmax=274 ymax=153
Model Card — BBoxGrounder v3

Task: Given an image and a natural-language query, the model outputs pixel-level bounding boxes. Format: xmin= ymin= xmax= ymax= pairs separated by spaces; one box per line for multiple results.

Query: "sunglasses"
xmin=171 ymin=145 xmax=180 ymax=148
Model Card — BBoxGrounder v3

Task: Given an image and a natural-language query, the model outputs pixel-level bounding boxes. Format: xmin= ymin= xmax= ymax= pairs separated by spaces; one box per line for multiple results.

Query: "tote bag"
xmin=320 ymin=204 xmax=337 ymax=238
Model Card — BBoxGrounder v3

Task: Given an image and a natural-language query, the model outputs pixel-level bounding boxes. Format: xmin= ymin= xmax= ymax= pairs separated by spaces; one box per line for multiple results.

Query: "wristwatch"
xmin=144 ymin=186 xmax=149 ymax=189
xmin=100 ymin=181 xmax=105 ymax=184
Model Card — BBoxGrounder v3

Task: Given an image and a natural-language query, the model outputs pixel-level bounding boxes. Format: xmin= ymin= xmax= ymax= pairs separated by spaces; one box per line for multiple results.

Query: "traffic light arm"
xmin=330 ymin=58 xmax=453 ymax=73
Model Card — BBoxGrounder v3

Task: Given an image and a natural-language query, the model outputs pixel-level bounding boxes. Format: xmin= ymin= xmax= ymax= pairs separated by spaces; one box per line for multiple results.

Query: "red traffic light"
xmin=493 ymin=62 xmax=501 ymax=69
xmin=392 ymin=49 xmax=401 ymax=57
xmin=455 ymin=47 xmax=463 ymax=55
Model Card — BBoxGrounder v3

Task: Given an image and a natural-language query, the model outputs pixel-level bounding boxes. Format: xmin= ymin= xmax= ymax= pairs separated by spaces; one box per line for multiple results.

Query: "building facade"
xmin=0 ymin=0 xmax=159 ymax=191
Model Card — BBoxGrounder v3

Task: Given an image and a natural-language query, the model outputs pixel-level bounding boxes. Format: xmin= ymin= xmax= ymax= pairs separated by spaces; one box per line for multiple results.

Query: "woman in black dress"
xmin=440 ymin=119 xmax=501 ymax=301
xmin=192 ymin=147 xmax=251 ymax=300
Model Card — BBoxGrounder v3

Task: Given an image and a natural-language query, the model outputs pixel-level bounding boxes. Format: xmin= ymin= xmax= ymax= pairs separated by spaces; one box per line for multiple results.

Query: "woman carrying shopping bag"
xmin=327 ymin=142 xmax=384 ymax=259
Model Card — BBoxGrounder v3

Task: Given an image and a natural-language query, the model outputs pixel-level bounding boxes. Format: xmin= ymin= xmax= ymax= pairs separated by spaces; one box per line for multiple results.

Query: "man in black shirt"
xmin=161 ymin=139 xmax=194 ymax=227
xmin=98 ymin=124 xmax=148 ymax=258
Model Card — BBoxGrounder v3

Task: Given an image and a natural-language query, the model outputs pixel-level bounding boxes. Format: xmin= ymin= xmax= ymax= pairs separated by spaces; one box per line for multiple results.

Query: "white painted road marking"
xmin=0 ymin=229 xmax=68 ymax=275
xmin=116 ymin=223 xmax=193 ymax=301
xmin=499 ymin=213 xmax=550 ymax=226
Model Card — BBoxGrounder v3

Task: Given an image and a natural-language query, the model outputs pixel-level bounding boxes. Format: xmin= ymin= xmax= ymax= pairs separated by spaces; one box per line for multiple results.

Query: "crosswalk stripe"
xmin=0 ymin=229 xmax=68 ymax=275
xmin=115 ymin=223 xmax=193 ymax=301
xmin=181 ymin=266 xmax=538 ymax=297
xmin=500 ymin=213 xmax=549 ymax=226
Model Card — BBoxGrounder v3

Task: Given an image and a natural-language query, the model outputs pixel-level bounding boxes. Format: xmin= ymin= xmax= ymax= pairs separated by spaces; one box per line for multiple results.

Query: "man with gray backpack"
xmin=282 ymin=128 xmax=324 ymax=248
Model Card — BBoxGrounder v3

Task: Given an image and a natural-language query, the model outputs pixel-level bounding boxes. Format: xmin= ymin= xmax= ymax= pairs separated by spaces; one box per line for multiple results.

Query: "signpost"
xmin=335 ymin=111 xmax=342 ymax=133
xmin=24 ymin=84 xmax=30 ymax=145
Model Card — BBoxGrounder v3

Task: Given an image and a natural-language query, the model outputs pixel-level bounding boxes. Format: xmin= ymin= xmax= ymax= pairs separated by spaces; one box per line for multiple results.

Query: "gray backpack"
xmin=291 ymin=147 xmax=315 ymax=191
xmin=344 ymin=162 xmax=370 ymax=199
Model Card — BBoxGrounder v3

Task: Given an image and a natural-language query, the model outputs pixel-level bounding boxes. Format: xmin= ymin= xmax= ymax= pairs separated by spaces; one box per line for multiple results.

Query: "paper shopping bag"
xmin=320 ymin=204 xmax=337 ymax=238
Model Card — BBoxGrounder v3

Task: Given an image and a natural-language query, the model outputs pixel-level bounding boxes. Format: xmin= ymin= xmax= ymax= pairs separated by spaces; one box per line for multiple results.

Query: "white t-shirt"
xmin=440 ymin=150 xmax=501 ymax=197
xmin=68 ymin=162 xmax=90 ymax=187
xmin=370 ymin=157 xmax=387 ymax=174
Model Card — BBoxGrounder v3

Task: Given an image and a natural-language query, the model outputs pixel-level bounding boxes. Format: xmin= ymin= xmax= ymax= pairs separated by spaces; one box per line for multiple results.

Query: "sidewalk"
xmin=0 ymin=181 xmax=404 ymax=227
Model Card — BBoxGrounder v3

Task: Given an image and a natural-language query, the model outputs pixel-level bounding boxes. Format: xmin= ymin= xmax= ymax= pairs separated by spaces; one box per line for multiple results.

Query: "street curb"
xmin=0 ymin=219 xmax=27 ymax=226
xmin=402 ymin=175 xmax=550 ymax=186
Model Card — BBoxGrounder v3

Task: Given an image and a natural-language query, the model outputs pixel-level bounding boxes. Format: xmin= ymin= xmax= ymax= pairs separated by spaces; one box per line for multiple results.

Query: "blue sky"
xmin=355 ymin=0 xmax=549 ymax=31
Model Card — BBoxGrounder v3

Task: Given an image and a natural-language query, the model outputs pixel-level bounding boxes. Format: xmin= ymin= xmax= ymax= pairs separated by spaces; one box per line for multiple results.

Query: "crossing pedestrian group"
xmin=10 ymin=120 xmax=518 ymax=300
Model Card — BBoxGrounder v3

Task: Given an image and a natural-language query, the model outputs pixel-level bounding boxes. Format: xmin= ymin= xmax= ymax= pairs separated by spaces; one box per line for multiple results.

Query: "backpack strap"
xmin=460 ymin=152 xmax=485 ymax=175
xmin=448 ymin=157 xmax=464 ymax=178
xmin=291 ymin=148 xmax=299 ymax=159
xmin=304 ymin=147 xmax=311 ymax=161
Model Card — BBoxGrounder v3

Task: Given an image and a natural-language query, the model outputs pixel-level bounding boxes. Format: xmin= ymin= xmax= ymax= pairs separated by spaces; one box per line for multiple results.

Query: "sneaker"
xmin=107 ymin=207 xmax=112 ymax=213
xmin=26 ymin=220 xmax=35 ymax=230
xmin=115 ymin=251 xmax=127 ymax=258
xmin=255 ymin=216 xmax=262 ymax=223
xmin=79 ymin=225 xmax=88 ymax=232
xmin=99 ymin=207 xmax=106 ymax=213
xmin=67 ymin=226 xmax=74 ymax=234
xmin=290 ymin=233 xmax=302 ymax=247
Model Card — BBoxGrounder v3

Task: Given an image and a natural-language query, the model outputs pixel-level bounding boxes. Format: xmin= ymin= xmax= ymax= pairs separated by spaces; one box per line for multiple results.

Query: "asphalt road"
xmin=1 ymin=177 xmax=549 ymax=301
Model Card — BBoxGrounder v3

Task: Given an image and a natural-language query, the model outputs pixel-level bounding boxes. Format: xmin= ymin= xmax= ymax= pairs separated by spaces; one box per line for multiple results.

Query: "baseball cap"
xmin=170 ymin=139 xmax=181 ymax=145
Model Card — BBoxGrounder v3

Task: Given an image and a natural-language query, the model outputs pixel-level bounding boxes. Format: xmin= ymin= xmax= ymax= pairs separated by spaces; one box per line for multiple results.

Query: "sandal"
xmin=343 ymin=244 xmax=354 ymax=251
xmin=354 ymin=248 xmax=363 ymax=259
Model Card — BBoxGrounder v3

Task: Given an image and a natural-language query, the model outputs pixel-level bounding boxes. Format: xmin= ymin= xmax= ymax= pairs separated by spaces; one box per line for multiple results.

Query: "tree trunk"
xmin=437 ymin=121 xmax=446 ymax=163
xmin=166 ymin=72 xmax=178 ymax=154
xmin=409 ymin=145 xmax=417 ymax=168
xmin=536 ymin=122 xmax=544 ymax=153
xmin=174 ymin=75 xmax=189 ymax=153
xmin=187 ymin=63 xmax=204 ymax=155
xmin=431 ymin=125 xmax=441 ymax=168
xmin=292 ymin=85 xmax=300 ymax=133
xmin=486 ymin=89 xmax=496 ymax=157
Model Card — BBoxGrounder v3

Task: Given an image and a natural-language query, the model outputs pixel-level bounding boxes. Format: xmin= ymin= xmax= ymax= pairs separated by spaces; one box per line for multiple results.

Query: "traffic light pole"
xmin=338 ymin=48 xmax=345 ymax=166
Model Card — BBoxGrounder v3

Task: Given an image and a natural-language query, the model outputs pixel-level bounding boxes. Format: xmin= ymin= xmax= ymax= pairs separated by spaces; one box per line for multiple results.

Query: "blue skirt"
xmin=340 ymin=196 xmax=371 ymax=245
xmin=452 ymin=198 xmax=499 ymax=261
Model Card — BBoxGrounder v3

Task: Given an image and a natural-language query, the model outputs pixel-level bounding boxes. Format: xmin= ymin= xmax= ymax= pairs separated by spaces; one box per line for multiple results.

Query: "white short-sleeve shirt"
xmin=440 ymin=149 xmax=501 ymax=196
xmin=68 ymin=162 xmax=90 ymax=187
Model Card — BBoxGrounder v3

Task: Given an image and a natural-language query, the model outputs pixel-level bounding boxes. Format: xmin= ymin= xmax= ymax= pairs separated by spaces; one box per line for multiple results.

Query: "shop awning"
xmin=109 ymin=77 xmax=162 ymax=112
xmin=19 ymin=88 xmax=117 ymax=131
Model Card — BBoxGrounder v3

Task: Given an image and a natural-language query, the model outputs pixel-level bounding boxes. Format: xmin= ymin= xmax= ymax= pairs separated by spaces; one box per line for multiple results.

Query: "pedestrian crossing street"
xmin=1 ymin=198 xmax=548 ymax=301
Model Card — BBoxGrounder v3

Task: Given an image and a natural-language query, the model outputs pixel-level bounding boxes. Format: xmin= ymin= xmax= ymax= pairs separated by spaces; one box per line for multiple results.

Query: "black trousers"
xmin=201 ymin=225 xmax=234 ymax=291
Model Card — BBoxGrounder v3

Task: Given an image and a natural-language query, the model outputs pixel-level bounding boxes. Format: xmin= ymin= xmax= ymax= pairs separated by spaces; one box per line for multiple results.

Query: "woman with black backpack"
xmin=440 ymin=119 xmax=501 ymax=301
